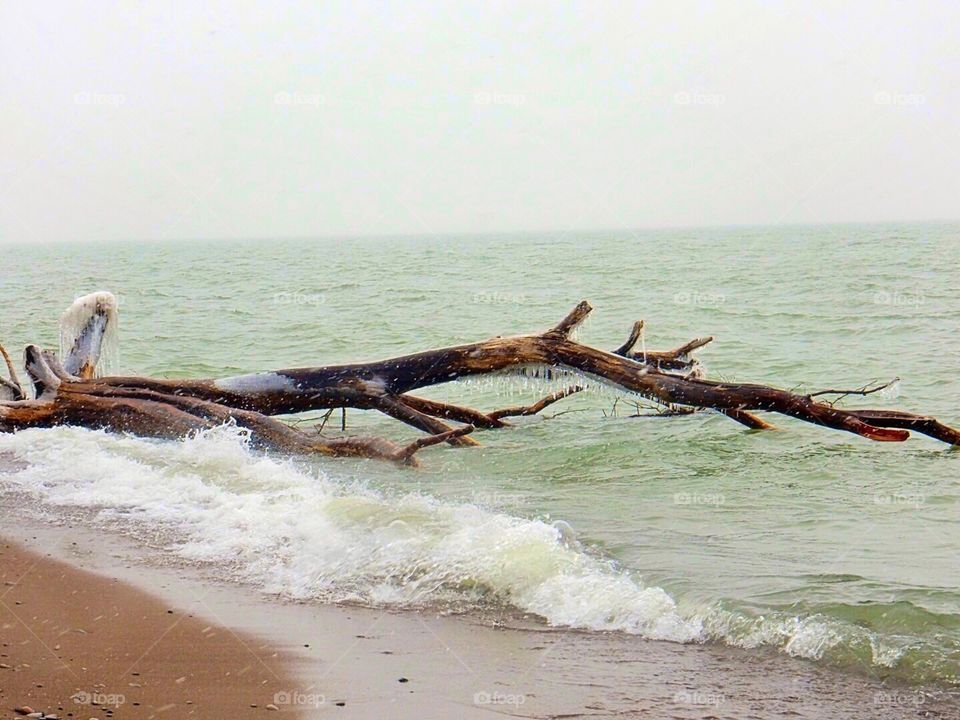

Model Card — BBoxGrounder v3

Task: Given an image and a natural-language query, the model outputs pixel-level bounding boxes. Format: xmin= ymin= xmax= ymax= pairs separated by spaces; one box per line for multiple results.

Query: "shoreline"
xmin=2 ymin=522 xmax=958 ymax=719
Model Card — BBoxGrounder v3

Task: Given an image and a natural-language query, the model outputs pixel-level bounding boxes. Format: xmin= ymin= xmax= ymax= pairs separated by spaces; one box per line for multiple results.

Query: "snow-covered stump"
xmin=59 ymin=290 xmax=119 ymax=379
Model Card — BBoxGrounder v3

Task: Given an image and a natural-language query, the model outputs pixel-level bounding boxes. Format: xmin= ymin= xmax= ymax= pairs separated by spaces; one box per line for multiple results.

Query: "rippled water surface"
xmin=1 ymin=224 xmax=958 ymax=684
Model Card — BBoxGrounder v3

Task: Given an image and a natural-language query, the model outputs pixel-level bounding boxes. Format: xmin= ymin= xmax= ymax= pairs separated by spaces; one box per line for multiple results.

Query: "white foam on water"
xmin=0 ymin=425 xmax=699 ymax=642
xmin=0 ymin=425 xmax=922 ymax=673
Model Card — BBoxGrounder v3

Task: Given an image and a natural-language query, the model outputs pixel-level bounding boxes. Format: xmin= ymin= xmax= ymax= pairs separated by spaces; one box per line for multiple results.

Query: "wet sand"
xmin=0 ymin=540 xmax=303 ymax=719
xmin=2 ymin=525 xmax=958 ymax=720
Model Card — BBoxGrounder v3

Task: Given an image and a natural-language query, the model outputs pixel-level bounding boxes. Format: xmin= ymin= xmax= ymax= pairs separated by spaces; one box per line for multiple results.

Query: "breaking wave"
xmin=0 ymin=425 xmax=956 ymax=685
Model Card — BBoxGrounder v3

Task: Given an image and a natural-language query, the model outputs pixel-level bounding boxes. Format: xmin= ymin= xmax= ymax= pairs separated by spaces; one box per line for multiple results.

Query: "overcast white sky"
xmin=1 ymin=1 xmax=957 ymax=244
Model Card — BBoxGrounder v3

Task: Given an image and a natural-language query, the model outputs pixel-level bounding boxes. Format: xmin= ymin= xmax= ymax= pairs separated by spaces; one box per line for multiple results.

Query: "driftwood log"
xmin=1 ymin=293 xmax=957 ymax=465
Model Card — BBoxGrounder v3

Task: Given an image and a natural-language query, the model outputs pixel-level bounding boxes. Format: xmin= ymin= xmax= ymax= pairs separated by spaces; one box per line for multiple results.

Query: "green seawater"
xmin=2 ymin=222 xmax=959 ymax=685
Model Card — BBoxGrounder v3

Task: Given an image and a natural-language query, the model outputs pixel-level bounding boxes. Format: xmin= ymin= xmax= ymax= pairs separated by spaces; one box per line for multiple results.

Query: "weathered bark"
xmin=0 ymin=344 xmax=25 ymax=401
xmin=844 ymin=409 xmax=960 ymax=445
xmin=90 ymin=302 xmax=940 ymax=443
xmin=0 ymin=344 xmax=472 ymax=465
xmin=612 ymin=318 xmax=712 ymax=375
xmin=2 ymin=296 xmax=958 ymax=466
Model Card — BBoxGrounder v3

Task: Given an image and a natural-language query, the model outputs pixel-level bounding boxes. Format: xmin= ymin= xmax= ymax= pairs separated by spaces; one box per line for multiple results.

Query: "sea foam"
xmin=0 ymin=425 xmax=946 ymax=682
xmin=0 ymin=425 xmax=699 ymax=640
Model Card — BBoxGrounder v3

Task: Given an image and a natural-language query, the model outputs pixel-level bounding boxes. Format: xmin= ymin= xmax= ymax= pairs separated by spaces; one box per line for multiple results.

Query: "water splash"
xmin=0 ymin=425 xmax=956 ymax=684
xmin=880 ymin=378 xmax=901 ymax=400
xmin=0 ymin=425 xmax=698 ymax=638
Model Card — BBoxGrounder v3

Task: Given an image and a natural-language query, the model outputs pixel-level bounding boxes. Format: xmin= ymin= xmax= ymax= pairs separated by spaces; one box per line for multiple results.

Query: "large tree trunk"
xmin=1 ymin=295 xmax=957 ymax=465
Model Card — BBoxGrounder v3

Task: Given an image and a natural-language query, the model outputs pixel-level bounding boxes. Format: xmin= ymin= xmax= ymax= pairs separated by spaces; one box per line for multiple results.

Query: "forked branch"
xmin=1 ymin=295 xmax=956 ymax=466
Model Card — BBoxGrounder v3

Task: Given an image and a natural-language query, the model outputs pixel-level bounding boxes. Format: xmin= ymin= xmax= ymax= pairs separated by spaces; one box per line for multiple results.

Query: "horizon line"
xmin=3 ymin=216 xmax=958 ymax=247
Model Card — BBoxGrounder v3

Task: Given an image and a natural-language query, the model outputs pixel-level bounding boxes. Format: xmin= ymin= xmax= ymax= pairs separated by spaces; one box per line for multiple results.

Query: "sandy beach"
xmin=0 ymin=539 xmax=304 ymax=719
xmin=1 ymin=523 xmax=957 ymax=720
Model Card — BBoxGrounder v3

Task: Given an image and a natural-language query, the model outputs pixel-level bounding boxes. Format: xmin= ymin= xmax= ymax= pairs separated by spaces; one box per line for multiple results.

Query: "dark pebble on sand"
xmin=398 ymin=677 xmax=408 ymax=683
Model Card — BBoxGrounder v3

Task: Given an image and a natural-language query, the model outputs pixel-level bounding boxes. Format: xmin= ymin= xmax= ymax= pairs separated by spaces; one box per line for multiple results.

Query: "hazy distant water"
xmin=2 ymin=223 xmax=959 ymax=685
